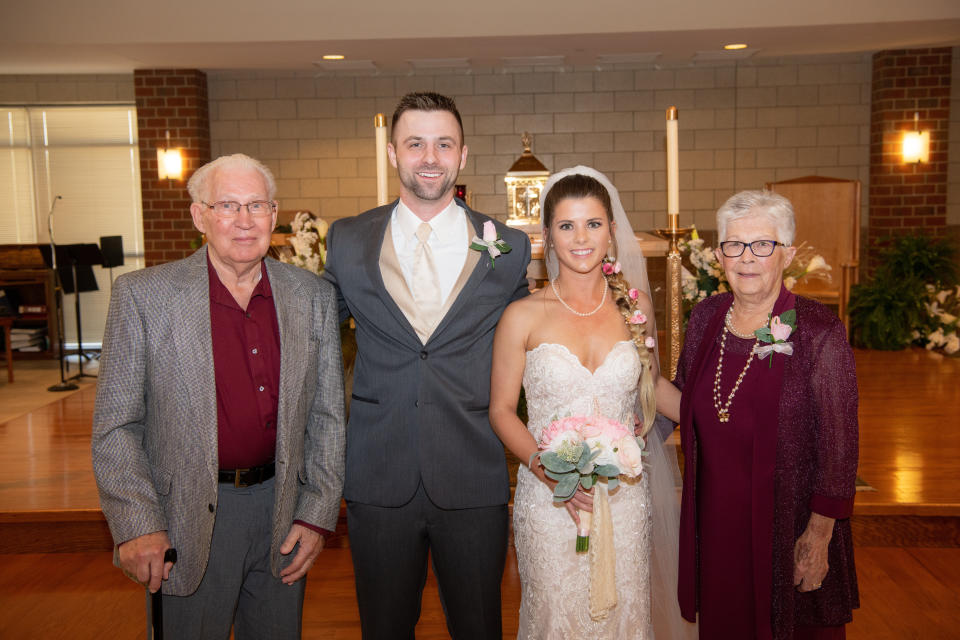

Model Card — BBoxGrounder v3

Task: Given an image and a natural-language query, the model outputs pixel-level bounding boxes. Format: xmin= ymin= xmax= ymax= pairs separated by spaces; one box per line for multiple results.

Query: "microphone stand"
xmin=46 ymin=195 xmax=78 ymax=392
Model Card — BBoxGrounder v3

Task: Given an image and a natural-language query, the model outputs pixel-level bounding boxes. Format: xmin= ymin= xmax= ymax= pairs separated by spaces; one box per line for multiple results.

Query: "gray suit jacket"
xmin=323 ymin=200 xmax=530 ymax=509
xmin=91 ymin=247 xmax=345 ymax=596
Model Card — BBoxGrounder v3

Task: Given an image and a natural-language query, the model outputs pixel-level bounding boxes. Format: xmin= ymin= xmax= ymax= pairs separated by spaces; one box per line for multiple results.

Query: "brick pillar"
xmin=135 ymin=69 xmax=211 ymax=267
xmin=868 ymin=48 xmax=952 ymax=270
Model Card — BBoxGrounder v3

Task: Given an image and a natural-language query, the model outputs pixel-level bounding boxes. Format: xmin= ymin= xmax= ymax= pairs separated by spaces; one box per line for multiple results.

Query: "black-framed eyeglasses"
xmin=203 ymin=200 xmax=275 ymax=217
xmin=718 ymin=239 xmax=783 ymax=258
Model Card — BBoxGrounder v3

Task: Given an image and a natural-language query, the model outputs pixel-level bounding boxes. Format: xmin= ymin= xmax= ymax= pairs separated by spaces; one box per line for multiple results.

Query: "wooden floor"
xmin=1 ymin=546 xmax=958 ymax=638
xmin=0 ymin=348 xmax=959 ymax=637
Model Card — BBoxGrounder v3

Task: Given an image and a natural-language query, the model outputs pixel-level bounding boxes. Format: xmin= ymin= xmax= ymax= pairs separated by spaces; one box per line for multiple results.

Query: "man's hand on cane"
xmin=118 ymin=530 xmax=175 ymax=593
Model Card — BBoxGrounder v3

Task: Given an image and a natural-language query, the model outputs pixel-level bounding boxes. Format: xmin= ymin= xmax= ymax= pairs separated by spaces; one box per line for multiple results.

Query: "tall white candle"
xmin=666 ymin=107 xmax=679 ymax=216
xmin=375 ymin=113 xmax=388 ymax=206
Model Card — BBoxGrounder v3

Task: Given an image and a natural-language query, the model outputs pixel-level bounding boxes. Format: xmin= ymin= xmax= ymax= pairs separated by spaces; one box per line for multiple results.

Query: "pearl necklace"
xmin=724 ymin=306 xmax=756 ymax=339
xmin=713 ymin=323 xmax=758 ymax=423
xmin=550 ymin=278 xmax=608 ymax=317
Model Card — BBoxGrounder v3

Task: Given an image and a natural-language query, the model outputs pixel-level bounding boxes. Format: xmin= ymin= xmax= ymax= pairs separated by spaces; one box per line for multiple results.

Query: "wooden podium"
xmin=766 ymin=176 xmax=861 ymax=330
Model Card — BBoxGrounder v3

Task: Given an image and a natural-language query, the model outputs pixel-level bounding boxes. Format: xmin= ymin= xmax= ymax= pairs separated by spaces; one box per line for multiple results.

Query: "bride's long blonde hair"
xmin=542 ymin=174 xmax=657 ymax=436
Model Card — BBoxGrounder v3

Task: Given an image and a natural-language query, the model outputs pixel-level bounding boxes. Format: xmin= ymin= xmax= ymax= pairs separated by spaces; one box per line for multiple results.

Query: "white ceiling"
xmin=2 ymin=0 xmax=959 ymax=73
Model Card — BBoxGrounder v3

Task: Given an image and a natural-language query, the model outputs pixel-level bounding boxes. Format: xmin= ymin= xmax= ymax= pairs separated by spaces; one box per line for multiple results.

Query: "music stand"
xmin=41 ymin=244 xmax=101 ymax=379
xmin=38 ymin=245 xmax=77 ymax=391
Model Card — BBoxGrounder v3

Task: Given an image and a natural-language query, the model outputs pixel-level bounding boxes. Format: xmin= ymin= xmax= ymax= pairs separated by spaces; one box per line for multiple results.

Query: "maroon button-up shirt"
xmin=208 ymin=257 xmax=281 ymax=470
xmin=208 ymin=257 xmax=330 ymax=538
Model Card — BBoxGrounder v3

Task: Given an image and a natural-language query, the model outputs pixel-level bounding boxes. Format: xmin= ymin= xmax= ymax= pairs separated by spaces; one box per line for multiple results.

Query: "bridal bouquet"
xmin=532 ymin=414 xmax=645 ymax=552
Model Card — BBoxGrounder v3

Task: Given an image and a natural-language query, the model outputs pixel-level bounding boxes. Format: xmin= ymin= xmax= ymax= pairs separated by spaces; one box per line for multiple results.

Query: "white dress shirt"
xmin=391 ymin=198 xmax=469 ymax=304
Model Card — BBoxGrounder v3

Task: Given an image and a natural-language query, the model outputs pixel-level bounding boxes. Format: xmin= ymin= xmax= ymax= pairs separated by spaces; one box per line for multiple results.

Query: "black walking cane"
xmin=146 ymin=548 xmax=177 ymax=640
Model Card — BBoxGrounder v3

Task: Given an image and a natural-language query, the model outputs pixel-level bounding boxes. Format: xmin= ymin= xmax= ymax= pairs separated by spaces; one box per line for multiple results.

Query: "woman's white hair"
xmin=716 ymin=190 xmax=795 ymax=245
xmin=186 ymin=154 xmax=277 ymax=203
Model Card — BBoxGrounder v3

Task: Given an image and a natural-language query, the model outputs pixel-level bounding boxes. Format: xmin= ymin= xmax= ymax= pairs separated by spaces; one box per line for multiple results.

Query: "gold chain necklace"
xmin=712 ymin=324 xmax=758 ymax=423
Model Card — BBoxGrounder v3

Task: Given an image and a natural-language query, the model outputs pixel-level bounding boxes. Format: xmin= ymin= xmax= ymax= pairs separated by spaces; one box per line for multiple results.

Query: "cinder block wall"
xmin=208 ymin=53 xmax=874 ymax=239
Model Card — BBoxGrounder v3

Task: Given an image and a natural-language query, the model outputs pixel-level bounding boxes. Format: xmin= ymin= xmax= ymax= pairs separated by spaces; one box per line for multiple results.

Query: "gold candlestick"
xmin=655 ymin=106 xmax=691 ymax=379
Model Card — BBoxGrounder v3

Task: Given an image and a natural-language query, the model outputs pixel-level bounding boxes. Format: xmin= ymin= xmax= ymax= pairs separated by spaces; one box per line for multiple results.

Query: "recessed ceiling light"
xmin=723 ymin=43 xmax=748 ymax=50
xmin=321 ymin=54 xmax=345 ymax=60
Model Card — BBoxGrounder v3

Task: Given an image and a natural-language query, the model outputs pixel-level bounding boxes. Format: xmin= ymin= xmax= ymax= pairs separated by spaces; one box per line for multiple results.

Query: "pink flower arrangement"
xmin=535 ymin=412 xmax=647 ymax=551
xmin=644 ymin=336 xmax=656 ymax=349
xmin=538 ymin=414 xmax=645 ymax=481
xmin=627 ymin=288 xmax=639 ymax=300
xmin=629 ymin=310 xmax=647 ymax=325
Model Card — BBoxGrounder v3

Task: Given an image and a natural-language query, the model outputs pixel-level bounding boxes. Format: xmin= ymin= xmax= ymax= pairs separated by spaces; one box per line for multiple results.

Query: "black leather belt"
xmin=218 ymin=461 xmax=275 ymax=488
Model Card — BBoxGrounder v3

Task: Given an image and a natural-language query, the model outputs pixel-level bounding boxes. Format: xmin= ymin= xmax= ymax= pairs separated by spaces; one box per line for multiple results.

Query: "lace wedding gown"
xmin=514 ymin=340 xmax=652 ymax=639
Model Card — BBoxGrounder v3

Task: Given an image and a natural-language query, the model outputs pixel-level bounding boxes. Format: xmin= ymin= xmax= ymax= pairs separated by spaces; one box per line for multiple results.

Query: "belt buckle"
xmin=234 ymin=467 xmax=249 ymax=488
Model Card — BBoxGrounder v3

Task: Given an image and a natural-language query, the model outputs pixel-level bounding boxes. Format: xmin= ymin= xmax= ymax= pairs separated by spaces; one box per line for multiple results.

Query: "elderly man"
xmin=92 ymin=153 xmax=345 ymax=638
xmin=324 ymin=92 xmax=531 ymax=639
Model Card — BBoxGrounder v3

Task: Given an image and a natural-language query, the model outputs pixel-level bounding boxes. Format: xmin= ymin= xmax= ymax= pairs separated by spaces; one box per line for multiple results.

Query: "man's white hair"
xmin=186 ymin=154 xmax=277 ymax=203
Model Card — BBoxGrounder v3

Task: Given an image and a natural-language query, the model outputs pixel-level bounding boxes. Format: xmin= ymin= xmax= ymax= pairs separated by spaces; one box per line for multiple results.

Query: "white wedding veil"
xmin=540 ymin=166 xmax=652 ymax=303
xmin=539 ymin=166 xmax=697 ymax=640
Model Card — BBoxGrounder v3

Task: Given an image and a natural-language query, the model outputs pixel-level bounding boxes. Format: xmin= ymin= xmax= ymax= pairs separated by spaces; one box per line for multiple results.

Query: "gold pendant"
xmin=718 ymin=410 xmax=729 ymax=423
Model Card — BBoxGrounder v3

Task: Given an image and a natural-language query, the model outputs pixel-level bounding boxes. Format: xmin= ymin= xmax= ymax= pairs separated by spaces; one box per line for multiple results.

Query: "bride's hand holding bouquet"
xmin=530 ymin=413 xmax=645 ymax=552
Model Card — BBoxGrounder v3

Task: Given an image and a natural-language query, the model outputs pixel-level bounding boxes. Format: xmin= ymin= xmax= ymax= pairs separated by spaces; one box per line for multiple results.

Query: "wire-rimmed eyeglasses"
xmin=203 ymin=200 xmax=276 ymax=217
xmin=718 ymin=239 xmax=783 ymax=258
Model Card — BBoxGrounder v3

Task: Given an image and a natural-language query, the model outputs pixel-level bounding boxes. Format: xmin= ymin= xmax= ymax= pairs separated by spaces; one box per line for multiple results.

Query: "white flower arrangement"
xmin=915 ymin=283 xmax=960 ymax=356
xmin=280 ymin=211 xmax=327 ymax=275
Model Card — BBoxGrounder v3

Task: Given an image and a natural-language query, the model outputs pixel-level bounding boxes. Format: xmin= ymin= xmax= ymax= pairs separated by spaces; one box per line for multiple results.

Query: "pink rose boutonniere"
xmin=470 ymin=220 xmax=512 ymax=268
xmin=754 ymin=308 xmax=796 ymax=367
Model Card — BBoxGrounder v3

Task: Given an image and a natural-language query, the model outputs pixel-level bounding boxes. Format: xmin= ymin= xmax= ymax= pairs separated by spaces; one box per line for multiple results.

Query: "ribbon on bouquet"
xmin=754 ymin=341 xmax=794 ymax=360
xmin=588 ymin=483 xmax=617 ymax=621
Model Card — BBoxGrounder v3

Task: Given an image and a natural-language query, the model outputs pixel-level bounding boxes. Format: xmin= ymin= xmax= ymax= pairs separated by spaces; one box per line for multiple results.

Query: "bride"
xmin=489 ymin=167 xmax=695 ymax=639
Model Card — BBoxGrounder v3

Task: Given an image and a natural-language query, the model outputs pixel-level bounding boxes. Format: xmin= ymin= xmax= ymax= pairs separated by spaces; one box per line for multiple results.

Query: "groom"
xmin=323 ymin=92 xmax=530 ymax=639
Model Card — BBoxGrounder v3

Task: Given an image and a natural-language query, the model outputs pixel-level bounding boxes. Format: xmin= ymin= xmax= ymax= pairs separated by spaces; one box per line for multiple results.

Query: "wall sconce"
xmin=157 ymin=130 xmax=184 ymax=180
xmin=902 ymin=112 xmax=930 ymax=164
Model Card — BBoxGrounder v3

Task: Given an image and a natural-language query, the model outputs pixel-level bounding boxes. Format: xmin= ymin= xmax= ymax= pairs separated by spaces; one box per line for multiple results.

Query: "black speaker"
xmin=100 ymin=236 xmax=124 ymax=268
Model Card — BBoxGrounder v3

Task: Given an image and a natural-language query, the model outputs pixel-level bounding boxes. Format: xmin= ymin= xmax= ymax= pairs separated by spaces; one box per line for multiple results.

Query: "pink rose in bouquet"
xmin=533 ymin=412 xmax=646 ymax=552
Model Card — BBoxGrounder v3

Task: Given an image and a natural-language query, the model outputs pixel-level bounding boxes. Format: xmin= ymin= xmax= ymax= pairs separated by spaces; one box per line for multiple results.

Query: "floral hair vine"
xmin=605 ymin=259 xmax=657 ymax=351
xmin=470 ymin=220 xmax=512 ymax=268
xmin=601 ymin=256 xmax=621 ymax=276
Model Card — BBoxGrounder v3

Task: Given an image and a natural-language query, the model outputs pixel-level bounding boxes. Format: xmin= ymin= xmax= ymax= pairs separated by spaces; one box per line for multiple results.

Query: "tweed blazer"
xmin=323 ymin=199 xmax=531 ymax=509
xmin=91 ymin=247 xmax=345 ymax=596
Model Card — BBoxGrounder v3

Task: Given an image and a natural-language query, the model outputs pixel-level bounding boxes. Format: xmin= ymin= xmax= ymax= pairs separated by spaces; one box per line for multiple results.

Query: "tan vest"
xmin=379 ymin=219 xmax=480 ymax=344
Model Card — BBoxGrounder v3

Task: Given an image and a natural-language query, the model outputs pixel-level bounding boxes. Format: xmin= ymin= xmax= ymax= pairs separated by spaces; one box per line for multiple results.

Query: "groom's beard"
xmin=397 ymin=163 xmax=459 ymax=203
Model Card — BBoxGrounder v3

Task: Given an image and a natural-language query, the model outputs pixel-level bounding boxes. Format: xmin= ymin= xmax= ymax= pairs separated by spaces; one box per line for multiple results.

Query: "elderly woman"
xmin=674 ymin=191 xmax=859 ymax=639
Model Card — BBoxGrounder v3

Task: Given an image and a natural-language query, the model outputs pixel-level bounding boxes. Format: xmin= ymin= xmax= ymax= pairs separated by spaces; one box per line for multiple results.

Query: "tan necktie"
xmin=412 ymin=222 xmax=443 ymax=329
